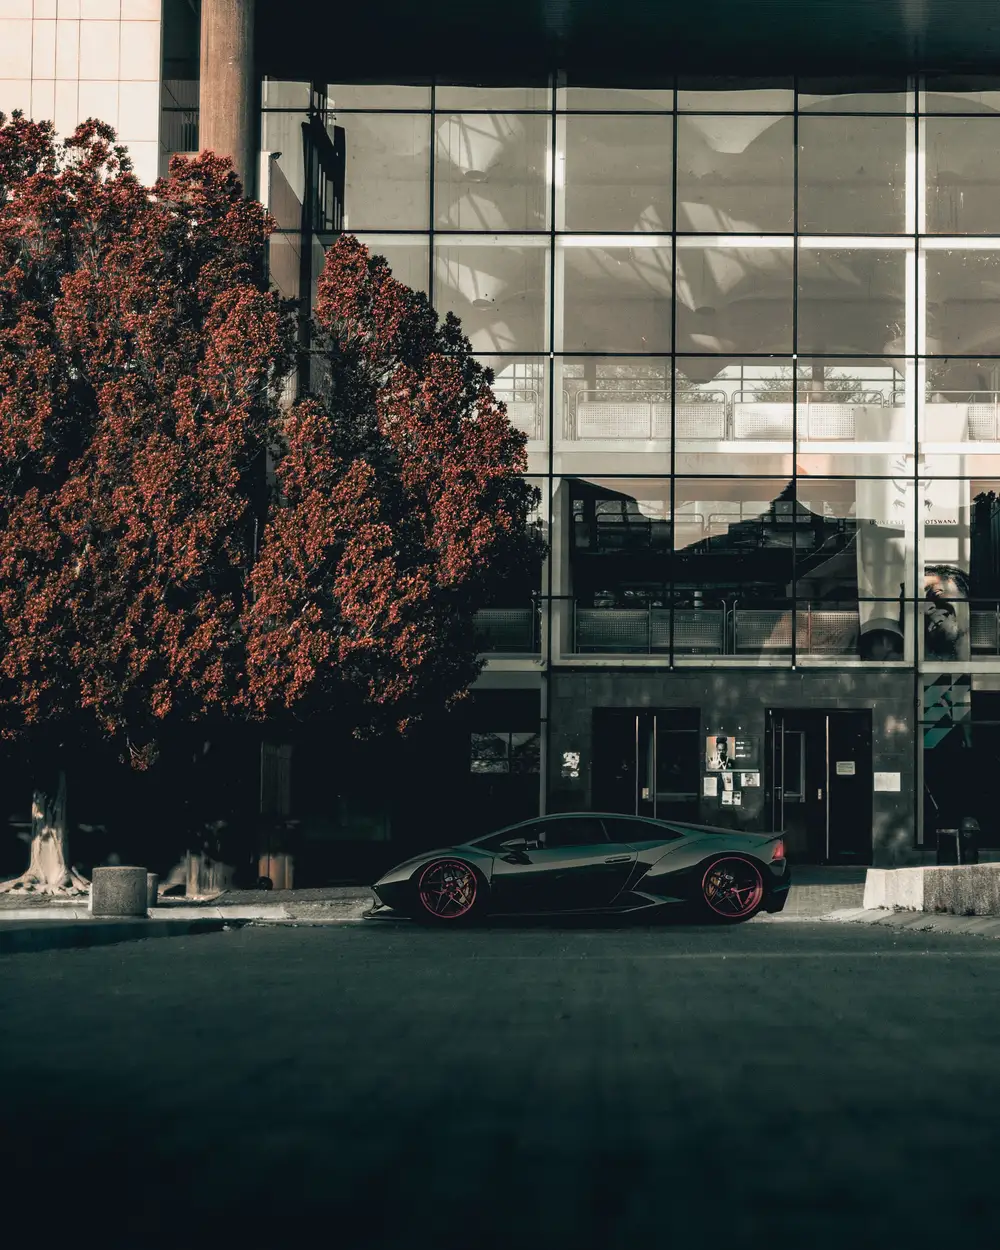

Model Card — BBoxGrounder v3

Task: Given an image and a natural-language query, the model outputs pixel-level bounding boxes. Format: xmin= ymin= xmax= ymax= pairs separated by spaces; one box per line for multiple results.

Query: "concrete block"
xmin=146 ymin=872 xmax=158 ymax=909
xmin=89 ymin=866 xmax=148 ymax=917
xmin=923 ymin=863 xmax=1000 ymax=916
xmin=862 ymin=869 xmax=887 ymax=909
xmin=863 ymin=863 xmax=1000 ymax=916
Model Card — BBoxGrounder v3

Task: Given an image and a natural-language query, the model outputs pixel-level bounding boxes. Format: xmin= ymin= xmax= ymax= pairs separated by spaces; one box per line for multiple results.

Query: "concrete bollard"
xmin=90 ymin=866 xmax=149 ymax=917
xmin=146 ymin=872 xmax=159 ymax=910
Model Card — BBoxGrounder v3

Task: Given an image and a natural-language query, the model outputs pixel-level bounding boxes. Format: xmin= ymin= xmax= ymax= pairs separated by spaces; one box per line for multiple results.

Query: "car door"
xmin=490 ymin=817 xmax=636 ymax=913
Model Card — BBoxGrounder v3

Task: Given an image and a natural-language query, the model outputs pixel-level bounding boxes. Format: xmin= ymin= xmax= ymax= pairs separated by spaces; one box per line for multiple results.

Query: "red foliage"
xmin=0 ymin=116 xmax=542 ymax=760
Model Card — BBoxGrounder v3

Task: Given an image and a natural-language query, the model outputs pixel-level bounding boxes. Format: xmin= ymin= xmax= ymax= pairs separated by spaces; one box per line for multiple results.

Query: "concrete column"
xmin=200 ymin=0 xmax=257 ymax=195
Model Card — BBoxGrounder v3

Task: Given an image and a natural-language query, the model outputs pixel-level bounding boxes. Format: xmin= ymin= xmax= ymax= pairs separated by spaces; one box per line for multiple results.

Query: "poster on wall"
xmin=706 ymin=736 xmax=736 ymax=771
xmin=702 ymin=775 xmax=718 ymax=797
xmin=721 ymin=791 xmax=734 ymax=806
xmin=740 ymin=771 xmax=760 ymax=788
xmin=706 ymin=735 xmax=759 ymax=771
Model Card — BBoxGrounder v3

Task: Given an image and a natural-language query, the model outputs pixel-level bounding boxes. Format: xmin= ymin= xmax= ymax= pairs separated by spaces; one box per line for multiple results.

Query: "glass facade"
xmin=261 ymin=76 xmax=1000 ymax=861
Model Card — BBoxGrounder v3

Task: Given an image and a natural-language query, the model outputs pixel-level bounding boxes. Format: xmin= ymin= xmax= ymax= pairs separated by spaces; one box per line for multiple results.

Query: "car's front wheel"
xmin=412 ymin=859 xmax=485 ymax=924
xmin=696 ymin=856 xmax=765 ymax=924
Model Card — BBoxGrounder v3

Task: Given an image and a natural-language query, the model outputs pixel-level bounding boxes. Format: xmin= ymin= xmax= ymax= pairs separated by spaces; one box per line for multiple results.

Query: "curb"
xmin=817 ymin=906 xmax=1000 ymax=939
xmin=0 ymin=916 xmax=230 ymax=955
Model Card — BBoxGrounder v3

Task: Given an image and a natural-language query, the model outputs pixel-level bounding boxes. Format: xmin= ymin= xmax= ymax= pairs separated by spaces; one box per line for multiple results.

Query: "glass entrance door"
xmin=593 ymin=709 xmax=699 ymax=820
xmin=766 ymin=709 xmax=873 ymax=862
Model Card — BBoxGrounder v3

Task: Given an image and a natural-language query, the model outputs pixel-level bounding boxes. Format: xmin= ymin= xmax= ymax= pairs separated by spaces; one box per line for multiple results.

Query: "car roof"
xmin=470 ymin=811 xmax=690 ymax=843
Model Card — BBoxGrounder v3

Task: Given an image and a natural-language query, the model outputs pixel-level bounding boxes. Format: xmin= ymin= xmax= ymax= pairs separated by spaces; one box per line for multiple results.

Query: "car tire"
xmin=695 ymin=855 xmax=766 ymax=924
xmin=411 ymin=858 xmax=486 ymax=925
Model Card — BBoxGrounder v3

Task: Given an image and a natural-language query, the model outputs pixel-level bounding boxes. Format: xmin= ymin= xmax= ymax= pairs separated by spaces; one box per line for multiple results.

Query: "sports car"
xmin=369 ymin=812 xmax=790 ymax=924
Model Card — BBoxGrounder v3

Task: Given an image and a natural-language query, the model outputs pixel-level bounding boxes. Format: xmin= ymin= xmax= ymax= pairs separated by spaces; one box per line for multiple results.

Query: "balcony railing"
xmin=475 ymin=604 xmax=1000 ymax=657
xmin=558 ymin=390 xmax=1000 ymax=444
xmin=574 ymin=605 xmax=862 ymax=655
xmin=473 ymin=608 xmax=539 ymax=653
xmin=489 ymin=389 xmax=1000 ymax=446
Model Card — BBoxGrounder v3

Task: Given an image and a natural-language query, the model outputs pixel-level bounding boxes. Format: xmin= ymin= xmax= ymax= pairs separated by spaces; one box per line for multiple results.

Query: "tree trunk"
xmin=0 ymin=769 xmax=89 ymax=895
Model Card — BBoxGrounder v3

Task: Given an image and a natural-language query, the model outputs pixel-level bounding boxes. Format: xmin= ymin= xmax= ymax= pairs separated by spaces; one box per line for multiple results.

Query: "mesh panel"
xmin=473 ymin=609 xmax=536 ymax=652
xmin=504 ymin=401 xmax=541 ymax=439
xmin=575 ymin=609 xmax=649 ymax=651
xmin=577 ymin=402 xmax=654 ymax=439
xmin=971 ymin=611 xmax=1000 ymax=652
xmin=674 ymin=402 xmax=726 ymax=439
xmin=733 ymin=403 xmax=793 ymax=440
xmin=968 ymin=404 xmax=998 ymax=441
xmin=671 ymin=610 xmax=725 ymax=652
xmin=735 ymin=610 xmax=794 ymax=649
xmin=806 ymin=404 xmax=857 ymax=440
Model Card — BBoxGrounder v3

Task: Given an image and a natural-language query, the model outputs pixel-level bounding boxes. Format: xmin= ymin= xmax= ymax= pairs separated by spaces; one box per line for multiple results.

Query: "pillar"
xmin=200 ymin=0 xmax=256 ymax=195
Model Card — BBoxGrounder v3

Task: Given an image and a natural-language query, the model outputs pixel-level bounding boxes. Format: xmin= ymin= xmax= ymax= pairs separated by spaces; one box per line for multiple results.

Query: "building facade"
xmin=4 ymin=1 xmax=1000 ymax=871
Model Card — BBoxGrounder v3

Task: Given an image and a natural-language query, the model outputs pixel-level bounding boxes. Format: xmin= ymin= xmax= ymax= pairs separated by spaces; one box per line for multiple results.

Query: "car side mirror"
xmin=499 ymin=837 xmax=529 ymax=857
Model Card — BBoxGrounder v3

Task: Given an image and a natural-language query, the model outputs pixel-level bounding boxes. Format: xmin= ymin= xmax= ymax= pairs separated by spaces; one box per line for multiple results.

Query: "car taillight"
xmin=770 ymin=839 xmax=785 ymax=862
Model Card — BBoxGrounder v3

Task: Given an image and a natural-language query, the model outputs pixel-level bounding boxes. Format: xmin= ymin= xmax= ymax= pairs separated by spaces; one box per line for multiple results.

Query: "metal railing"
xmin=571 ymin=389 xmax=727 ymax=441
xmin=474 ymin=603 xmax=1000 ymax=658
xmin=473 ymin=608 xmax=539 ymax=653
xmin=493 ymin=388 xmax=543 ymax=441
xmin=573 ymin=605 xmax=861 ymax=656
xmin=556 ymin=389 xmax=1000 ymax=445
xmin=492 ymin=388 xmax=1000 ymax=446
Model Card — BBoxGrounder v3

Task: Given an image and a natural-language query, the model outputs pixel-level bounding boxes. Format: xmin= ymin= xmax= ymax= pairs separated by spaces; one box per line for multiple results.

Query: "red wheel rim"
xmin=701 ymin=858 xmax=764 ymax=918
xmin=417 ymin=860 xmax=478 ymax=919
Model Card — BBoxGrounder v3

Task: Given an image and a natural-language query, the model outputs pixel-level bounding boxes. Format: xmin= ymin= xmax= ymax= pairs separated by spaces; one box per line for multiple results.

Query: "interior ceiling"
xmin=258 ymin=0 xmax=1000 ymax=82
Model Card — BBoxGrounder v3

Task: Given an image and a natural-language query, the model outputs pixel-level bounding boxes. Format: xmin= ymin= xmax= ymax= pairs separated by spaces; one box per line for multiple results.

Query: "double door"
xmin=765 ymin=709 xmax=873 ymax=863
xmin=592 ymin=709 xmax=700 ymax=822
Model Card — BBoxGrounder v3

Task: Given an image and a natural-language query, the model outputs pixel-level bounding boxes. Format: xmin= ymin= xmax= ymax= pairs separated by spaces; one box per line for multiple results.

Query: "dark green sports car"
xmin=369 ymin=812 xmax=790 ymax=924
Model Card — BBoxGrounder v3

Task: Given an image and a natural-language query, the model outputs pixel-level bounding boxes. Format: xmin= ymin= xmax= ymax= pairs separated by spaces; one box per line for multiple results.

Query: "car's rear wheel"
xmin=697 ymin=856 xmax=765 ymax=924
xmin=413 ymin=859 xmax=485 ymax=924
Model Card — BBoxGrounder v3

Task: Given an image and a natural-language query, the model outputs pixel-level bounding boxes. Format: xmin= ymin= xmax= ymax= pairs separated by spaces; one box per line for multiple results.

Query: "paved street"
xmin=2 ymin=920 xmax=1000 ymax=1249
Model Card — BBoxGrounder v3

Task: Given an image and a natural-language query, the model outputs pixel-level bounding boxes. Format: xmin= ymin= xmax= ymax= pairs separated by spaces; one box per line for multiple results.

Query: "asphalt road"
xmin=2 ymin=919 xmax=1000 ymax=1249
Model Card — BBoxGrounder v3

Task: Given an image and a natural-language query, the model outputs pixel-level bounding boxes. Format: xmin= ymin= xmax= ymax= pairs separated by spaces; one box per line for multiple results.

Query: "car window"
xmin=602 ymin=817 xmax=683 ymax=843
xmin=536 ymin=818 xmax=608 ymax=849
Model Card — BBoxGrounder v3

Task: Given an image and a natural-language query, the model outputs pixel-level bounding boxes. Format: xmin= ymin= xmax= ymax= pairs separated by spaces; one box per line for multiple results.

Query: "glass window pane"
xmin=922 ymin=78 xmax=1000 ymax=114
xmin=676 ymin=359 xmax=793 ymax=475
xmin=326 ymin=84 xmax=431 ymax=109
xmin=926 ymin=251 xmax=1000 ymax=355
xmin=434 ymin=240 xmax=548 ymax=353
xmin=676 ymin=116 xmax=793 ymax=232
xmin=350 ymin=236 xmax=429 ymax=295
xmin=797 ymin=79 xmax=909 ymax=113
xmin=262 ymin=79 xmax=311 ymax=109
xmin=561 ymin=242 xmax=672 ymax=354
xmin=795 ymin=480 xmax=914 ymax=662
xmin=797 ymin=248 xmax=906 ymax=356
xmin=676 ymin=79 xmax=794 ymax=111
xmin=329 ymin=112 xmax=430 ymax=230
xmin=925 ymin=118 xmax=1000 ymax=234
xmin=563 ymin=115 xmax=673 ymax=232
xmin=923 ymin=360 xmax=1000 ymax=478
xmin=557 ymin=87 xmax=674 ymax=111
xmin=435 ymin=86 xmax=551 ymax=110
xmin=555 ymin=358 xmax=672 ymax=477
xmin=674 ymin=242 xmax=794 ymax=354
xmin=674 ymin=477 xmax=795 ymax=658
xmin=793 ymin=359 xmax=913 ymax=477
xmin=261 ymin=111 xmax=308 ymax=209
xmin=481 ymin=355 xmax=549 ymax=473
xmin=435 ymin=113 xmax=550 ymax=231
xmin=798 ymin=117 xmax=907 ymax=233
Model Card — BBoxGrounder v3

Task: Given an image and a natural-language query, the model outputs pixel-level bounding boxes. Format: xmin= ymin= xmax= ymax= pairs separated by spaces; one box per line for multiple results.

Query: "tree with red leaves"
xmin=244 ymin=234 xmax=542 ymax=736
xmin=0 ymin=113 xmax=541 ymax=894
